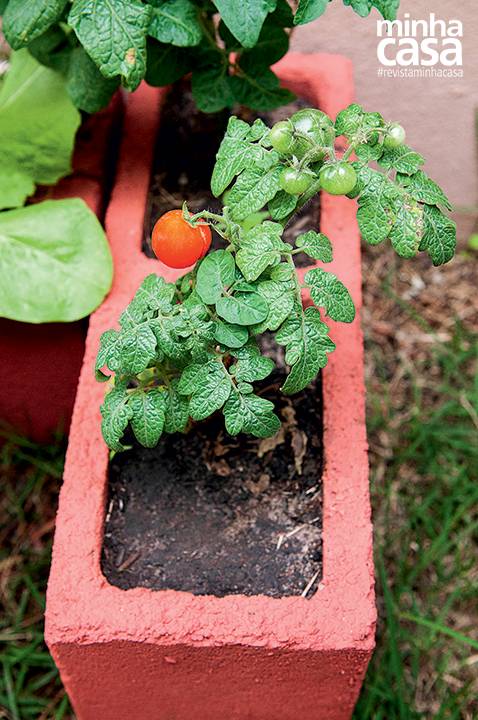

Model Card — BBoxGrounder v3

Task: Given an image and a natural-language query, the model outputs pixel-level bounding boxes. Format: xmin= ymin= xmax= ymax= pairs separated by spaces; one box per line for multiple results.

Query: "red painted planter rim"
xmin=46 ymin=53 xmax=375 ymax=654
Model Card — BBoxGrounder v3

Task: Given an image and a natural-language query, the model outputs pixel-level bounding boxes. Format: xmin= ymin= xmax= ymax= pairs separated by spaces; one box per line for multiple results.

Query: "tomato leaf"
xmin=228 ymin=163 xmax=283 ymax=220
xmin=419 ymin=204 xmax=457 ymax=267
xmin=304 ymin=267 xmax=356 ymax=323
xmin=378 ymin=144 xmax=425 ymax=175
xmin=396 ymin=170 xmax=452 ymax=211
xmin=268 ymin=189 xmax=297 ymax=220
xmin=0 ymin=199 xmax=113 ymax=323
xmin=295 ymin=231 xmax=333 ymax=262
xmin=216 ymin=292 xmax=269 ymax=326
xmin=223 ymin=391 xmax=280 ymax=437
xmin=342 ymin=0 xmax=398 ymax=21
xmin=250 ymin=279 xmax=296 ymax=333
xmin=163 ymin=378 xmax=190 ymax=433
xmin=356 ymin=169 xmax=399 ymax=247
xmin=187 ymin=363 xmax=232 ymax=420
xmin=100 ymin=389 xmax=134 ymax=452
xmin=214 ymin=319 xmax=249 ymax=348
xmin=276 ymin=306 xmax=335 ymax=394
xmin=129 ymin=389 xmax=166 ymax=447
xmin=388 ymin=194 xmax=423 ymax=259
xmin=196 ymin=250 xmax=235 ymax=304
xmin=236 ymin=222 xmax=291 ymax=281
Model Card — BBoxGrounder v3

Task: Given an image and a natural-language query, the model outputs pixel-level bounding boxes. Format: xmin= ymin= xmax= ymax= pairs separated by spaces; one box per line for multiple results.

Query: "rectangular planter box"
xmin=45 ymin=54 xmax=375 ymax=720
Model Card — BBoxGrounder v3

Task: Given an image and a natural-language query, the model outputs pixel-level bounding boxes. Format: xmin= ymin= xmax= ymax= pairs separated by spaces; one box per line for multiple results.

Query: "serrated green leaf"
xmin=228 ymin=163 xmax=283 ymax=221
xmin=356 ymin=170 xmax=399 ymax=247
xmin=250 ymin=279 xmax=295 ymax=332
xmin=216 ymin=291 xmax=269 ymax=326
xmin=214 ymin=0 xmax=275 ymax=48
xmin=223 ymin=391 xmax=280 ymax=437
xmin=163 ymin=378 xmax=190 ymax=433
xmin=270 ymin=263 xmax=294 ymax=281
xmin=420 ymin=204 xmax=456 ymax=267
xmin=188 ymin=363 xmax=232 ymax=420
xmin=233 ymin=352 xmax=274 ymax=382
xmin=0 ymin=199 xmax=113 ymax=323
xmin=388 ymin=194 xmax=423 ymax=259
xmin=152 ymin=316 xmax=190 ymax=369
xmin=396 ymin=170 xmax=452 ymax=211
xmin=229 ymin=67 xmax=295 ymax=112
xmin=178 ymin=363 xmax=209 ymax=394
xmin=276 ymin=306 xmax=335 ymax=393
xmin=236 ymin=222 xmax=290 ymax=281
xmin=214 ymin=320 xmax=249 ymax=348
xmin=135 ymin=273 xmax=176 ymax=313
xmin=2 ymin=0 xmax=69 ymax=50
xmin=100 ymin=388 xmax=134 ymax=451
xmin=117 ymin=324 xmax=157 ymax=374
xmin=145 ymin=37 xmax=193 ymax=86
xmin=268 ymin=189 xmax=298 ymax=220
xmin=355 ymin=142 xmax=383 ymax=163
xmin=304 ymin=267 xmax=355 ymax=323
xmin=67 ymin=45 xmax=120 ymax=113
xmin=191 ymin=59 xmax=234 ymax=113
xmin=129 ymin=388 xmax=165 ymax=447
xmin=378 ymin=143 xmax=425 ymax=175
xmin=148 ymin=0 xmax=202 ymax=47
xmin=294 ymin=0 xmax=328 ymax=25
xmin=196 ymin=249 xmax=235 ymax=304
xmin=211 ymin=127 xmax=270 ymax=197
xmin=96 ymin=328 xmax=121 ymax=378
xmin=68 ymin=0 xmax=152 ymax=91
xmin=296 ymin=231 xmax=333 ymax=262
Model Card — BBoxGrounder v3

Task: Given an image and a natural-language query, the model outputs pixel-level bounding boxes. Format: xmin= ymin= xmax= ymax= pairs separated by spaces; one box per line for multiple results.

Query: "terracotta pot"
xmin=45 ymin=54 xmax=375 ymax=720
xmin=0 ymin=93 xmax=123 ymax=443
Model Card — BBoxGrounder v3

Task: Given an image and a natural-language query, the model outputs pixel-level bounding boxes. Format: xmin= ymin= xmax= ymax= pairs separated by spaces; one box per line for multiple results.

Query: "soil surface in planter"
xmin=102 ymin=366 xmax=323 ymax=599
xmin=101 ymin=85 xmax=325 ymax=599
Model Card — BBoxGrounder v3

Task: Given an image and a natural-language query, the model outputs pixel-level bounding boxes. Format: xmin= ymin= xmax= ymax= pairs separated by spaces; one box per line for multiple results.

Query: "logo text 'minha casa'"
xmin=377 ymin=13 xmax=462 ymax=66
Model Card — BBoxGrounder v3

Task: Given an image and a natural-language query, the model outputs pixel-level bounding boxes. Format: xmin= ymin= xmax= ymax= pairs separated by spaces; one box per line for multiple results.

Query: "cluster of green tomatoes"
xmin=269 ymin=108 xmax=406 ymax=197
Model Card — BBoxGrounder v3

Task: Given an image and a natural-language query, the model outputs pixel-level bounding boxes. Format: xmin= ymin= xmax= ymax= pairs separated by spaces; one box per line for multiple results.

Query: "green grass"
xmin=0 ymin=429 xmax=74 ymax=720
xmin=353 ymin=313 xmax=478 ymax=719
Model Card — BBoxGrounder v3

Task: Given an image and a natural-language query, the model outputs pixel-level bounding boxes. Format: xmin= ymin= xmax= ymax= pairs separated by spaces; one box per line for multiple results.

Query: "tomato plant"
xmin=280 ymin=167 xmax=313 ymax=195
xmin=97 ymin=103 xmax=456 ymax=452
xmin=151 ymin=209 xmax=211 ymax=269
xmin=319 ymin=163 xmax=357 ymax=196
xmin=289 ymin=108 xmax=335 ymax=162
xmin=383 ymin=124 xmax=406 ymax=149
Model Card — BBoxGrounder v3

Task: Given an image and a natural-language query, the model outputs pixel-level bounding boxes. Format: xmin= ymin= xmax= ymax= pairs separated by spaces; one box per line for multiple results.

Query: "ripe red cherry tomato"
xmin=151 ymin=209 xmax=211 ymax=268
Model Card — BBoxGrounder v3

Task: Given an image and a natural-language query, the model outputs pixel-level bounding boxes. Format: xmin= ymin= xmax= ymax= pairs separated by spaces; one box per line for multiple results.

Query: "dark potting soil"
xmin=101 ymin=366 xmax=323 ymax=599
xmin=101 ymin=83 xmax=325 ymax=600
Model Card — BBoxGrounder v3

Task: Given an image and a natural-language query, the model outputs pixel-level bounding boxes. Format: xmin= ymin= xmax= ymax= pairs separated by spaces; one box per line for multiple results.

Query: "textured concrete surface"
xmin=45 ymin=59 xmax=375 ymax=720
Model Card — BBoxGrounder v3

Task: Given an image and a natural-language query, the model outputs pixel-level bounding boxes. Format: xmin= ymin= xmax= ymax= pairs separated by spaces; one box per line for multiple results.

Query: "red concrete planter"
xmin=0 ymin=93 xmax=123 ymax=443
xmin=45 ymin=54 xmax=375 ymax=720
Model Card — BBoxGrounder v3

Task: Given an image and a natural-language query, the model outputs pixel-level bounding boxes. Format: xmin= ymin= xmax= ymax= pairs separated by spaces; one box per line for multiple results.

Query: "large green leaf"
xmin=2 ymin=0 xmax=69 ymax=49
xmin=0 ymin=198 xmax=113 ymax=323
xmin=0 ymin=49 xmax=81 ymax=205
xmin=148 ymin=0 xmax=202 ymax=47
xmin=67 ymin=45 xmax=120 ymax=113
xmin=68 ymin=0 xmax=152 ymax=91
xmin=213 ymin=0 xmax=276 ymax=48
xmin=294 ymin=0 xmax=329 ymax=26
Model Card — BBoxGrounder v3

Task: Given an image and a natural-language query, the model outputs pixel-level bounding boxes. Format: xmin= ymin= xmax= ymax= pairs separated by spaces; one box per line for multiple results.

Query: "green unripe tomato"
xmin=270 ymin=121 xmax=295 ymax=154
xmin=383 ymin=124 xmax=406 ymax=149
xmin=319 ymin=162 xmax=357 ymax=196
xmin=280 ymin=167 xmax=314 ymax=195
xmin=290 ymin=108 xmax=335 ymax=162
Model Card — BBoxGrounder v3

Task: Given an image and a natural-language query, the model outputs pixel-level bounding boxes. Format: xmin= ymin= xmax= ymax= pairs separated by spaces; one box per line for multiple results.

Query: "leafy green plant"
xmin=0 ymin=49 xmax=113 ymax=323
xmin=96 ymin=103 xmax=457 ymax=450
xmin=1 ymin=0 xmax=400 ymax=114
